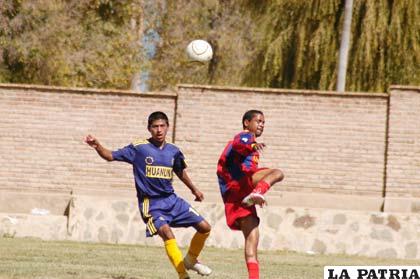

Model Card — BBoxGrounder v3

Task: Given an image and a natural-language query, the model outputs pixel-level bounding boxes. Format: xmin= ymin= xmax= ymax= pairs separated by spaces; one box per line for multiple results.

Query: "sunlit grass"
xmin=0 ymin=237 xmax=417 ymax=279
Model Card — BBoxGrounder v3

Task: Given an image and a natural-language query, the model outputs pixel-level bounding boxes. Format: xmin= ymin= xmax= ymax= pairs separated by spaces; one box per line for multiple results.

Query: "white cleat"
xmin=241 ymin=192 xmax=266 ymax=207
xmin=184 ymin=256 xmax=212 ymax=276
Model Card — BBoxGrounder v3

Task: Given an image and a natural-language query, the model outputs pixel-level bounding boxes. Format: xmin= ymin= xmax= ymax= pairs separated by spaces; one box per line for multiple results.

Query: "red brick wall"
xmin=174 ymin=85 xmax=389 ymax=209
xmin=0 ymin=84 xmax=176 ymax=200
xmin=385 ymin=86 xmax=420 ymax=212
xmin=1 ymin=83 xmax=419 ymax=212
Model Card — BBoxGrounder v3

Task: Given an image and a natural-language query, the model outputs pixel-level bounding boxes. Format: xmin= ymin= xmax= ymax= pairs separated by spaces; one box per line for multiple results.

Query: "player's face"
xmin=245 ymin=113 xmax=265 ymax=137
xmin=148 ymin=119 xmax=169 ymax=143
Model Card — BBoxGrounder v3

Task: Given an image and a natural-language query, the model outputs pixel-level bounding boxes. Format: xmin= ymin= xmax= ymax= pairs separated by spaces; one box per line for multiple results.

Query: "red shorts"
xmin=223 ymin=168 xmax=267 ymax=230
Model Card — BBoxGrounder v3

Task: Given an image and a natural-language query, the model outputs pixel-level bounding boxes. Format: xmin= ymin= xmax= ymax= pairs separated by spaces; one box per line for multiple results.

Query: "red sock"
xmin=246 ymin=260 xmax=259 ymax=279
xmin=253 ymin=180 xmax=270 ymax=195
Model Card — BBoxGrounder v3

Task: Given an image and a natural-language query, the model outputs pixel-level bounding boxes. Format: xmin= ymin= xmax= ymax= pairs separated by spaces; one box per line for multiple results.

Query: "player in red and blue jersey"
xmin=85 ymin=111 xmax=211 ymax=279
xmin=217 ymin=110 xmax=284 ymax=279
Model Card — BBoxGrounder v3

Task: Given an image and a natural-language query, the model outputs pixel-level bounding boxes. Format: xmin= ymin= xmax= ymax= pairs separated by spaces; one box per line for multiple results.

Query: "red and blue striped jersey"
xmin=217 ymin=132 xmax=260 ymax=198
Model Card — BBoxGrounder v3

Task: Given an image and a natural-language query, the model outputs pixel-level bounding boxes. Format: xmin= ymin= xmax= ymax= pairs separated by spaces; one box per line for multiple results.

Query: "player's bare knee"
xmin=158 ymin=224 xmax=175 ymax=241
xmin=273 ymin=169 xmax=284 ymax=183
xmin=202 ymin=223 xmax=211 ymax=234
xmin=245 ymin=250 xmax=257 ymax=260
xmin=196 ymin=220 xmax=211 ymax=234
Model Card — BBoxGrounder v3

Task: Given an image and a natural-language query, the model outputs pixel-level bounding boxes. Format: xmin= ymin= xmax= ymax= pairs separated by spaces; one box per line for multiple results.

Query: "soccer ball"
xmin=186 ymin=40 xmax=213 ymax=62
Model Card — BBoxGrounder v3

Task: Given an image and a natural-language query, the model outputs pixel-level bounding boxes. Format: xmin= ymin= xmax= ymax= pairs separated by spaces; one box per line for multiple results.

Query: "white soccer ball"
xmin=186 ymin=40 xmax=213 ymax=62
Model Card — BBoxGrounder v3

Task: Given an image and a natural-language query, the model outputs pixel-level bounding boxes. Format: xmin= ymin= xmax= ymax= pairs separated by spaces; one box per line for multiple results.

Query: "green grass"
xmin=0 ymin=237 xmax=417 ymax=279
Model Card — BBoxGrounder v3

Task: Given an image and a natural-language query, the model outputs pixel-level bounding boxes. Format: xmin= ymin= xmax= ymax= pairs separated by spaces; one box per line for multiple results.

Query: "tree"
xmin=240 ymin=0 xmax=419 ymax=92
xmin=152 ymin=0 xmax=419 ymax=92
xmin=0 ymin=0 xmax=144 ymax=89
xmin=1 ymin=0 xmax=418 ymax=92
xmin=148 ymin=0 xmax=259 ymax=91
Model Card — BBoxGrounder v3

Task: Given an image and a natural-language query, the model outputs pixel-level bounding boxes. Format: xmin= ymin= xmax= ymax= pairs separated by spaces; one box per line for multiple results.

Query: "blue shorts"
xmin=138 ymin=193 xmax=204 ymax=237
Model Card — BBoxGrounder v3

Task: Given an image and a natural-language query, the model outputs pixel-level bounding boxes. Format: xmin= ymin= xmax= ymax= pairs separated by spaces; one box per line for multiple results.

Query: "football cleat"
xmin=241 ymin=192 xmax=266 ymax=207
xmin=184 ymin=256 xmax=212 ymax=276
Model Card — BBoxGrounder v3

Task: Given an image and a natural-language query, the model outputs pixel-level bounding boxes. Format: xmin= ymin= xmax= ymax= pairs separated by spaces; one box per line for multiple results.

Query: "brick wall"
xmin=1 ymin=83 xmax=419 ymax=213
xmin=385 ymin=86 xmax=420 ymax=212
xmin=0 ymin=84 xmax=176 ymax=213
xmin=174 ymin=85 xmax=389 ymax=210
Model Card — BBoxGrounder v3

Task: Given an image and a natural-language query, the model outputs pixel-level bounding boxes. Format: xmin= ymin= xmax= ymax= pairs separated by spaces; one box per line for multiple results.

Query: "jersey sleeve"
xmin=111 ymin=144 xmax=136 ymax=164
xmin=231 ymin=132 xmax=256 ymax=156
xmin=173 ymin=150 xmax=187 ymax=173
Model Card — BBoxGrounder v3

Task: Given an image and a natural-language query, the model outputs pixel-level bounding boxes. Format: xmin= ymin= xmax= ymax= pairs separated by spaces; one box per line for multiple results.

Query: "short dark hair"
xmin=148 ymin=111 xmax=169 ymax=128
xmin=242 ymin=110 xmax=263 ymax=129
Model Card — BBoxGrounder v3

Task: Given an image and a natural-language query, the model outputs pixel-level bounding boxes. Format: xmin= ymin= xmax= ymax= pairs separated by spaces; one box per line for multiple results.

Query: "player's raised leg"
xmin=242 ymin=168 xmax=284 ymax=207
xmin=184 ymin=220 xmax=212 ymax=276
xmin=159 ymin=225 xmax=190 ymax=279
xmin=238 ymin=215 xmax=260 ymax=279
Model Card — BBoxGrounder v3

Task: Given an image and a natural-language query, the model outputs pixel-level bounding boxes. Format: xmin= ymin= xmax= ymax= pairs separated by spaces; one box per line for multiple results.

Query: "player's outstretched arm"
xmin=175 ymin=169 xmax=204 ymax=202
xmin=84 ymin=134 xmax=113 ymax=161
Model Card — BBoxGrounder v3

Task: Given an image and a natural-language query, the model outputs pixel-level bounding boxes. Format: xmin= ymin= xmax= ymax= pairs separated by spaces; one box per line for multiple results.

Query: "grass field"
xmin=0 ymin=237 xmax=418 ymax=279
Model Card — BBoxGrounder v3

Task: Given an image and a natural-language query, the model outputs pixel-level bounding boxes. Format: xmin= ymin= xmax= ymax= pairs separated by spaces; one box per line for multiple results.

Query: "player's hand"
xmin=85 ymin=134 xmax=99 ymax=149
xmin=253 ymin=142 xmax=266 ymax=153
xmin=192 ymin=189 xmax=204 ymax=202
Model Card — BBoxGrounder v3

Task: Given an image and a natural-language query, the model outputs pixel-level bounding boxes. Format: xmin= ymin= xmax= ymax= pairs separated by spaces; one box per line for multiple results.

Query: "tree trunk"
xmin=336 ymin=0 xmax=354 ymax=92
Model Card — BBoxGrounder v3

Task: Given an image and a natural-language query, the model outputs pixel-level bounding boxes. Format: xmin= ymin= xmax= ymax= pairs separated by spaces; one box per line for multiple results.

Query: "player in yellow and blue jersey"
xmin=85 ymin=111 xmax=212 ymax=279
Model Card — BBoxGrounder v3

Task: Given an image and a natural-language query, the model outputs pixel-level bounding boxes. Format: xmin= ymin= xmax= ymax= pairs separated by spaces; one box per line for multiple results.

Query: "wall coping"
xmin=177 ymin=84 xmax=389 ymax=98
xmin=389 ymin=85 xmax=420 ymax=93
xmin=0 ymin=82 xmax=402 ymax=98
xmin=0 ymin=83 xmax=177 ymax=99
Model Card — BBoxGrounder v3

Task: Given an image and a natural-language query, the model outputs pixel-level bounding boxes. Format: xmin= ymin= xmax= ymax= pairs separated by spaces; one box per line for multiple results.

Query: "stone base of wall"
xmin=0 ymin=189 xmax=71 ymax=215
xmin=177 ymin=189 xmax=385 ymax=211
xmin=1 ymin=195 xmax=419 ymax=260
xmin=384 ymin=196 xmax=420 ymax=213
xmin=0 ymin=213 xmax=68 ymax=240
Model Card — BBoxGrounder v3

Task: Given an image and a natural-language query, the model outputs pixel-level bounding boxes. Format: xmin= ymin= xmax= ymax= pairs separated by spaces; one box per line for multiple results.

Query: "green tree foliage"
xmin=153 ymin=0 xmax=419 ymax=92
xmin=348 ymin=0 xmax=420 ymax=92
xmin=0 ymin=0 xmax=143 ymax=89
xmin=241 ymin=0 xmax=342 ymax=90
xmin=148 ymin=0 xmax=259 ymax=91
xmin=0 ymin=0 xmax=418 ymax=92
xmin=246 ymin=0 xmax=420 ymax=92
